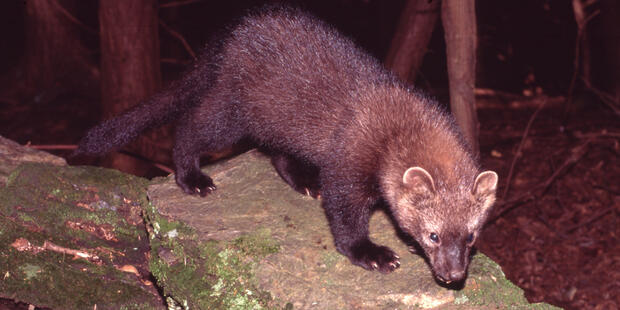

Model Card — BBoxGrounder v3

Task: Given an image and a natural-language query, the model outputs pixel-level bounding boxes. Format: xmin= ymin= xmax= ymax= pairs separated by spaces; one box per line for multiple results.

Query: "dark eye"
xmin=429 ymin=233 xmax=439 ymax=243
xmin=466 ymin=233 xmax=474 ymax=244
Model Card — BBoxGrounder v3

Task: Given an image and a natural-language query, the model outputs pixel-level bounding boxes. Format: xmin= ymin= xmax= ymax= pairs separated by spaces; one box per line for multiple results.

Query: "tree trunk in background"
xmin=99 ymin=0 xmax=169 ymax=176
xmin=385 ymin=0 xmax=440 ymax=83
xmin=599 ymin=0 xmax=620 ymax=103
xmin=574 ymin=0 xmax=592 ymax=84
xmin=20 ymin=0 xmax=96 ymax=98
xmin=441 ymin=0 xmax=479 ymax=156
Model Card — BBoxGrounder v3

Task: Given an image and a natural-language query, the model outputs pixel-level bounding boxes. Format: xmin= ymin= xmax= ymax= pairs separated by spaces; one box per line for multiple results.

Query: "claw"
xmin=389 ymin=260 xmax=400 ymax=269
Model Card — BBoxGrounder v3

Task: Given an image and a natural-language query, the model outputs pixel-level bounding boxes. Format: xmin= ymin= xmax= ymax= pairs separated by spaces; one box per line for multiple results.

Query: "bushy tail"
xmin=74 ymin=44 xmax=219 ymax=157
xmin=74 ymin=91 xmax=182 ymax=156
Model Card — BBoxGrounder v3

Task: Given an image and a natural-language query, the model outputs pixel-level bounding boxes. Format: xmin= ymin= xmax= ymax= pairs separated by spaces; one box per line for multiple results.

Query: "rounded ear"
xmin=403 ymin=167 xmax=436 ymax=194
xmin=473 ymin=171 xmax=498 ymax=197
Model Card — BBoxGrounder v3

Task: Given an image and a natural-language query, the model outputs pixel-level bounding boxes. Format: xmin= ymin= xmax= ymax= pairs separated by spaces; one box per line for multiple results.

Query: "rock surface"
xmin=0 ymin=135 xmax=66 ymax=186
xmin=0 ymin=135 xmax=559 ymax=309
xmin=0 ymin=135 xmax=164 ymax=309
xmin=147 ymin=150 xmax=559 ymax=309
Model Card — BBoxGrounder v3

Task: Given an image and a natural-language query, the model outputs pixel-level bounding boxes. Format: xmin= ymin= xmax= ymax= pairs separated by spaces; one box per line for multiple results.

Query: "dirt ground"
xmin=1 ymin=93 xmax=618 ymax=310
xmin=476 ymin=94 xmax=619 ymax=310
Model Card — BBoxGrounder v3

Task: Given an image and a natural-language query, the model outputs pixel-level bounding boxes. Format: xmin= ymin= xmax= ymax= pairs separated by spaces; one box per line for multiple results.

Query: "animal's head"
xmin=388 ymin=167 xmax=498 ymax=283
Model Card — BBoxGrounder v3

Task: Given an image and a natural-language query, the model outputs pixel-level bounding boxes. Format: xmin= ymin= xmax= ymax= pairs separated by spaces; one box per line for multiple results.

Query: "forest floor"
xmin=0 ymin=92 xmax=618 ymax=310
xmin=476 ymin=93 xmax=619 ymax=310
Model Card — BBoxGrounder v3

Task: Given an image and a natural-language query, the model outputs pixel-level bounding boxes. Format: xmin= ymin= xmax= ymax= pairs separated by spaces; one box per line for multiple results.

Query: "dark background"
xmin=0 ymin=1 xmax=618 ymax=309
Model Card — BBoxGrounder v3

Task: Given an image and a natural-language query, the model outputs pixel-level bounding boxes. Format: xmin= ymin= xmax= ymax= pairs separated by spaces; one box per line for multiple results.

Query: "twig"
xmin=574 ymin=131 xmax=620 ymax=139
xmin=117 ymin=150 xmax=175 ymax=174
xmin=475 ymin=88 xmax=523 ymax=99
xmin=43 ymin=240 xmax=97 ymax=260
xmin=566 ymin=0 xmax=583 ymax=108
xmin=153 ymin=162 xmax=174 ymax=174
xmin=563 ymin=204 xmax=616 ymax=233
xmin=26 ymin=144 xmax=77 ymax=150
xmin=11 ymin=238 xmax=101 ymax=264
xmin=592 ymin=184 xmax=620 ymax=195
xmin=502 ymin=100 xmax=547 ymax=199
xmin=49 ymin=0 xmax=98 ymax=34
xmin=581 ymin=77 xmax=620 ymax=116
xmin=159 ymin=19 xmax=197 ymax=60
xmin=540 ymin=140 xmax=589 ymax=192
xmin=488 ymin=140 xmax=591 ymax=224
xmin=161 ymin=58 xmax=193 ymax=66
xmin=566 ymin=0 xmax=600 ymax=116
xmin=160 ymin=0 xmax=203 ymax=8
xmin=26 ymin=143 xmax=175 ymax=174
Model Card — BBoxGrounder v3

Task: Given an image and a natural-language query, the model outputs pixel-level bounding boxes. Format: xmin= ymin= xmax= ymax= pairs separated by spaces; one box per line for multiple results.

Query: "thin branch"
xmin=569 ymin=1 xmax=620 ymax=118
xmin=574 ymin=131 xmax=620 ymax=139
xmin=502 ymin=100 xmax=547 ymax=199
xmin=566 ymin=0 xmax=600 ymax=115
xmin=488 ymin=140 xmax=591 ymax=225
xmin=117 ymin=150 xmax=175 ymax=174
xmin=563 ymin=204 xmax=615 ymax=233
xmin=26 ymin=144 xmax=77 ymax=150
xmin=26 ymin=144 xmax=175 ymax=174
xmin=540 ymin=140 xmax=589 ymax=192
xmin=160 ymin=0 xmax=203 ymax=8
xmin=581 ymin=77 xmax=620 ymax=116
xmin=161 ymin=58 xmax=192 ymax=66
xmin=49 ymin=0 xmax=97 ymax=34
xmin=153 ymin=162 xmax=174 ymax=174
xmin=566 ymin=0 xmax=583 ymax=105
xmin=11 ymin=238 xmax=101 ymax=264
xmin=159 ymin=19 xmax=197 ymax=60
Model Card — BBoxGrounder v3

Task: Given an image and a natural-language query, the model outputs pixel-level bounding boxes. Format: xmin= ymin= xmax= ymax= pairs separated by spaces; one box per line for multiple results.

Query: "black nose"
xmin=449 ymin=270 xmax=465 ymax=281
xmin=438 ymin=269 xmax=465 ymax=283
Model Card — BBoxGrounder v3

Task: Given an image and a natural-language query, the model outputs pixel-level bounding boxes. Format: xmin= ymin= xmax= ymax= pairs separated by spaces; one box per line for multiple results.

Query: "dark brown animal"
xmin=76 ymin=7 xmax=498 ymax=283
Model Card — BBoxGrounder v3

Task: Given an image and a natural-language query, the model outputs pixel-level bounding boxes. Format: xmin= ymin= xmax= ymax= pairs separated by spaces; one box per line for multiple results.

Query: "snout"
xmin=432 ymin=244 xmax=469 ymax=283
xmin=436 ymin=268 xmax=466 ymax=283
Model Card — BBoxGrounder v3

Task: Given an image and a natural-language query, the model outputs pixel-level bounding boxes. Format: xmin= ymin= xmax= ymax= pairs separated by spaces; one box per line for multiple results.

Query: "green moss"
xmin=232 ymin=228 xmax=280 ymax=257
xmin=19 ymin=263 xmax=42 ymax=281
xmin=145 ymin=201 xmax=284 ymax=309
xmin=455 ymin=254 xmax=562 ymax=309
xmin=0 ymin=163 xmax=163 ymax=309
xmin=17 ymin=213 xmax=35 ymax=223
xmin=321 ymin=251 xmax=344 ymax=269
xmin=3 ymin=246 xmax=160 ymax=309
xmin=144 ymin=202 xmax=194 ymax=241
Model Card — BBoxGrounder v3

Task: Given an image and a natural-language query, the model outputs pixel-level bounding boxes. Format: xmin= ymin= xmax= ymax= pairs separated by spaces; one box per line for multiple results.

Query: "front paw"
xmin=176 ymin=171 xmax=216 ymax=197
xmin=347 ymin=240 xmax=400 ymax=273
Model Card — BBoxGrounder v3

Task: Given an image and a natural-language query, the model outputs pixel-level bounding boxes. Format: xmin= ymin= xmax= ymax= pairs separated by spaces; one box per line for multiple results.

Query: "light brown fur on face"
xmin=387 ymin=166 xmax=498 ymax=282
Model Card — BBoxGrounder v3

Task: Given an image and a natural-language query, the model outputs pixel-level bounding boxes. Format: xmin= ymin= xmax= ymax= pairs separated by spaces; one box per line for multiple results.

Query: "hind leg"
xmin=173 ymin=104 xmax=244 ymax=196
xmin=271 ymin=153 xmax=320 ymax=198
xmin=173 ymin=135 xmax=216 ymax=197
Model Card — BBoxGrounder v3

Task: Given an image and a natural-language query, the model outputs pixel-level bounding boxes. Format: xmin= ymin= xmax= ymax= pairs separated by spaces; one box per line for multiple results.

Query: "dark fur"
xmin=76 ymin=8 xmax=498 ymax=282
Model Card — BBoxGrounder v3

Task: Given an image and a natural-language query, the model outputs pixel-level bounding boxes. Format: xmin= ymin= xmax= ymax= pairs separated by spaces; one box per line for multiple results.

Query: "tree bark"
xmin=441 ymin=0 xmax=479 ymax=156
xmin=20 ymin=0 xmax=96 ymax=97
xmin=385 ymin=0 xmax=440 ymax=83
xmin=599 ymin=0 xmax=620 ymax=103
xmin=99 ymin=0 xmax=169 ymax=175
